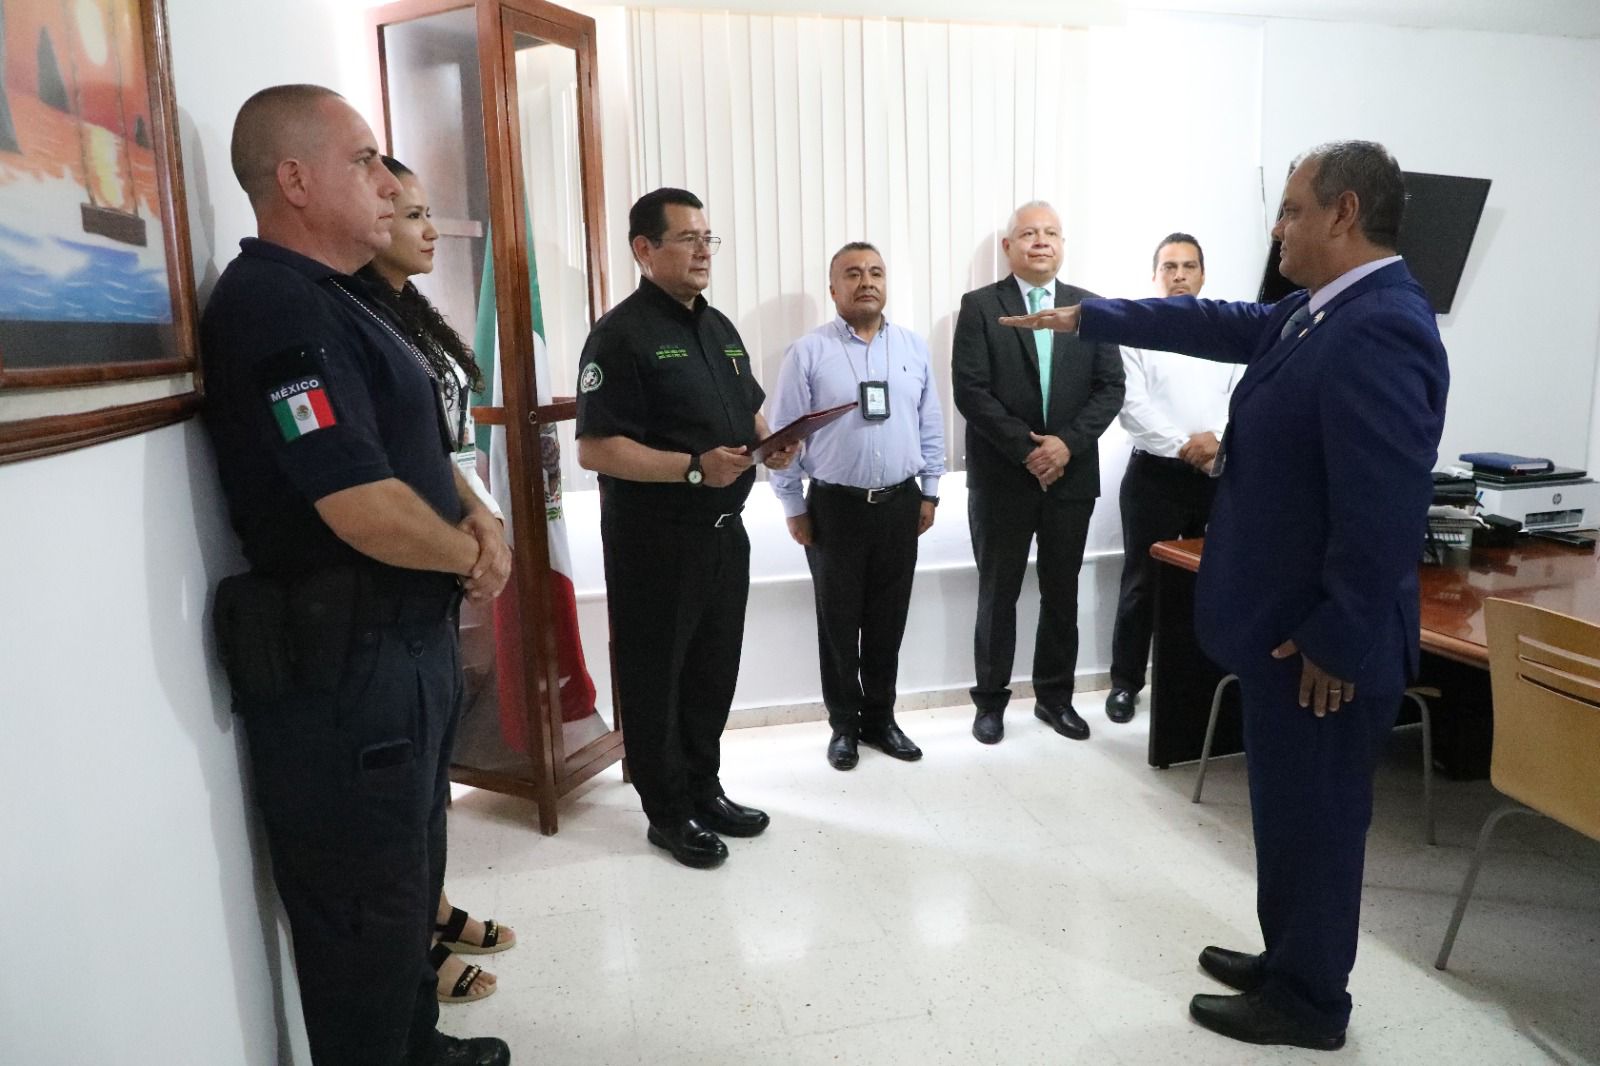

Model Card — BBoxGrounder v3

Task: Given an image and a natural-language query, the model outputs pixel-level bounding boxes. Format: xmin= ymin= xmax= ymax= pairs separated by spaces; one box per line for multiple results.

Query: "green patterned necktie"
xmin=1028 ymin=286 xmax=1052 ymax=420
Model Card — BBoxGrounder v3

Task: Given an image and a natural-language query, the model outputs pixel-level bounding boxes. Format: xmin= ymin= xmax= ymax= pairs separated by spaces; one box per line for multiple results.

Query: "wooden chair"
xmin=1191 ymin=674 xmax=1439 ymax=845
xmin=1435 ymin=598 xmax=1600 ymax=969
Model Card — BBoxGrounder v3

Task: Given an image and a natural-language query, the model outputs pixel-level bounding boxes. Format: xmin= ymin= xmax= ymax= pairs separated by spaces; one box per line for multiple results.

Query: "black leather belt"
xmin=812 ymin=477 xmax=917 ymax=503
xmin=1132 ymin=450 xmax=1205 ymax=473
xmin=654 ymin=506 xmax=745 ymax=529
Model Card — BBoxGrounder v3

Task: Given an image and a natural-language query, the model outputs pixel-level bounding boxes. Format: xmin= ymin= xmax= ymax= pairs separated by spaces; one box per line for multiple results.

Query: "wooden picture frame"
xmin=0 ymin=0 xmax=198 ymax=463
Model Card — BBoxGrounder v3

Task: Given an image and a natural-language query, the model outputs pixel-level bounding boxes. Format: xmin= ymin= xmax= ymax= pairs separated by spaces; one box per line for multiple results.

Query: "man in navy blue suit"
xmin=1001 ymin=141 xmax=1448 ymax=1050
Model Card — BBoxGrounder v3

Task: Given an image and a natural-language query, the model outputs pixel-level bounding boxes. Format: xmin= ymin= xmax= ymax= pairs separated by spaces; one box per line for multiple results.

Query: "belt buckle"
xmin=714 ymin=512 xmax=732 ymax=528
xmin=866 ymin=487 xmax=884 ymax=504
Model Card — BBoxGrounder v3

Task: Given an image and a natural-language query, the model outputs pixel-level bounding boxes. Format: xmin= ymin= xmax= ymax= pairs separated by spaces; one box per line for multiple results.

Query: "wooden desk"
xmin=1146 ymin=536 xmax=1600 ymax=769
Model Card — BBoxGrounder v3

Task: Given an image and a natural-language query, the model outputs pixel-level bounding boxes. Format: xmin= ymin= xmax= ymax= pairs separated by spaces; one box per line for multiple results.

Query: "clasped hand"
xmin=1178 ymin=431 xmax=1220 ymax=471
xmin=1026 ymin=432 xmax=1070 ymax=489
xmin=459 ymin=512 xmax=512 ymax=603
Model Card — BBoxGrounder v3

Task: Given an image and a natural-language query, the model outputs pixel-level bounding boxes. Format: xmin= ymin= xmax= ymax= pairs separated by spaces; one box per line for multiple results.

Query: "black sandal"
xmin=431 ymin=942 xmax=494 ymax=1004
xmin=435 ymin=905 xmax=514 ymax=956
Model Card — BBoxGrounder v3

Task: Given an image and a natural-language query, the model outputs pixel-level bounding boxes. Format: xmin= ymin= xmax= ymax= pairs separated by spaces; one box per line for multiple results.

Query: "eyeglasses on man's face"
xmin=655 ymin=234 xmax=723 ymax=254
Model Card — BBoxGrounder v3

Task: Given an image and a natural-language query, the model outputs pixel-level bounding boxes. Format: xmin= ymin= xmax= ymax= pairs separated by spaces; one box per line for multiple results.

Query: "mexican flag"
xmin=271 ymin=381 xmax=336 ymax=439
xmin=476 ymin=221 xmax=598 ymax=749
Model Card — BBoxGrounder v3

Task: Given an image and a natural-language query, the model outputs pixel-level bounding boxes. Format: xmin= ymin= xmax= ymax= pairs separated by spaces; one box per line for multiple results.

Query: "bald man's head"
xmin=230 ymin=84 xmax=343 ymax=204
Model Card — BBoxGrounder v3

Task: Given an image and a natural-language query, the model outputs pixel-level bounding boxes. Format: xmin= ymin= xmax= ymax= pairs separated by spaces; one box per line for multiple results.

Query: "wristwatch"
xmin=685 ymin=452 xmax=704 ymax=486
xmin=921 ymin=494 xmax=939 ymax=506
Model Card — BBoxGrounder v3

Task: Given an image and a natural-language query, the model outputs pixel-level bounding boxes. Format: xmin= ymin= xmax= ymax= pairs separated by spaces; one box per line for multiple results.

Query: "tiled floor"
xmin=439 ymin=693 xmax=1600 ymax=1065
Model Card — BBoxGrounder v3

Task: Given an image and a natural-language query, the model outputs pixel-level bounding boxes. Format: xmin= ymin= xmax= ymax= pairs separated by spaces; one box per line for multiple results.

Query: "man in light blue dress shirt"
xmin=769 ymin=242 xmax=946 ymax=770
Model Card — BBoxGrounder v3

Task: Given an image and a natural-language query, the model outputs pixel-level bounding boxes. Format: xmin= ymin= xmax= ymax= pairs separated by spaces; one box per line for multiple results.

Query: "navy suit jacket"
xmin=1078 ymin=261 xmax=1448 ymax=688
xmin=952 ymin=277 xmax=1125 ymax=499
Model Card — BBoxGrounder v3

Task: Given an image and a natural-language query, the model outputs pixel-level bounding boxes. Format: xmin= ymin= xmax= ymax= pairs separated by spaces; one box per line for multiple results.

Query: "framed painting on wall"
xmin=0 ymin=0 xmax=197 ymax=463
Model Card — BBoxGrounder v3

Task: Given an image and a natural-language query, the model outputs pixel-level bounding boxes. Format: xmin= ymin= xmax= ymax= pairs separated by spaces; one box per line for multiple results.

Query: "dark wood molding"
xmin=0 ymin=394 xmax=200 ymax=464
xmin=0 ymin=358 xmax=192 ymax=390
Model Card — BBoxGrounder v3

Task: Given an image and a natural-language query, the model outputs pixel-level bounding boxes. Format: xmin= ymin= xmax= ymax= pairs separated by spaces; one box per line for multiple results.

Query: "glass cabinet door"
xmin=374 ymin=0 xmax=615 ymax=830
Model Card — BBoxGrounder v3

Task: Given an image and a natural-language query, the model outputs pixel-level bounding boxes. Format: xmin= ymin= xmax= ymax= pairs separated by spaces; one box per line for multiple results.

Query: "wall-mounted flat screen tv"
xmin=1257 ymin=171 xmax=1491 ymax=313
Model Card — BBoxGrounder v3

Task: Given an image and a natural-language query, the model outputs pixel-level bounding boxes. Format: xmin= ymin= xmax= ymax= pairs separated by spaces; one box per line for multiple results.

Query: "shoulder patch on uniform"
xmin=258 ymin=345 xmax=337 ymax=441
xmin=579 ymin=362 xmax=604 ymax=393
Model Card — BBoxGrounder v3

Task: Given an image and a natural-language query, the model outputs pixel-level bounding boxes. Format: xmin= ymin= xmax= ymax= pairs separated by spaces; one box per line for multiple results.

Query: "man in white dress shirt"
xmin=1104 ymin=234 xmax=1238 ymax=724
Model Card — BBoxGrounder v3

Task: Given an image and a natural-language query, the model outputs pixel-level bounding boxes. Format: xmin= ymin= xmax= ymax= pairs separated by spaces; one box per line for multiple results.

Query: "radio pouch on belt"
xmin=285 ymin=566 xmax=358 ymax=693
xmin=213 ymin=573 xmax=293 ymax=706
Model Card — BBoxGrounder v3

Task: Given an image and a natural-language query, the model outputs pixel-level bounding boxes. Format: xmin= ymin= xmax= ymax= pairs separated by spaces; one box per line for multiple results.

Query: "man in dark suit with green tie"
xmin=952 ymin=201 xmax=1125 ymax=745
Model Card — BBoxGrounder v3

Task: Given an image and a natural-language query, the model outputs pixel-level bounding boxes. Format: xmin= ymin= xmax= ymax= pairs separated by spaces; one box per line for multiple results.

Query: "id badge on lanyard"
xmin=431 ymin=378 xmax=457 ymax=455
xmin=842 ymin=323 xmax=891 ymax=422
xmin=860 ymin=380 xmax=890 ymax=421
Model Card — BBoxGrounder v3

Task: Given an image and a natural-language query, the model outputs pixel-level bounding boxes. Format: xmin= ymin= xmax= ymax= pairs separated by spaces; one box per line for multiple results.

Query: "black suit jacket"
xmin=952 ymin=276 xmax=1125 ymax=498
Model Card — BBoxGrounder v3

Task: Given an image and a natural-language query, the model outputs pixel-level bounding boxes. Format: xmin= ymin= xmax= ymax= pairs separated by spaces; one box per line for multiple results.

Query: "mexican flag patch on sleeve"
xmin=269 ymin=377 xmax=337 ymax=440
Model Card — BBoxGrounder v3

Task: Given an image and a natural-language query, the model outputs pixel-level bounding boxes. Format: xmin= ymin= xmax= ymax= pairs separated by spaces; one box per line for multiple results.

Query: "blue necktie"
xmin=1028 ymin=286 xmax=1052 ymax=419
xmin=1279 ymin=302 xmax=1313 ymax=341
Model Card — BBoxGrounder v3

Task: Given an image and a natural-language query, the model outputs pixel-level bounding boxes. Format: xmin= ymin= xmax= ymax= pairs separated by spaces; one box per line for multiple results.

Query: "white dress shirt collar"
xmin=1014 ymin=275 xmax=1058 ymax=308
xmin=1309 ymin=255 xmax=1403 ymax=314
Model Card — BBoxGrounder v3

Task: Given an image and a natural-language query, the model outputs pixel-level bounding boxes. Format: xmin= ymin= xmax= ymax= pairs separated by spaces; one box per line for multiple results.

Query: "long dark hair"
xmin=357 ymin=155 xmax=484 ymax=411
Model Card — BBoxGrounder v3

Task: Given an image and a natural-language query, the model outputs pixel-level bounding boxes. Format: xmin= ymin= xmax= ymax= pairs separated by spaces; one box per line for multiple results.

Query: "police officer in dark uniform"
xmin=576 ymin=188 xmax=797 ymax=870
xmin=201 ymin=84 xmax=511 ymax=1066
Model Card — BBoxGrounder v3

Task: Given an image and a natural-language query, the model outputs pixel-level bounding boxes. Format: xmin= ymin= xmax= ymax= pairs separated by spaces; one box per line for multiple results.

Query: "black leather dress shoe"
xmin=972 ymin=709 xmax=1005 ymax=745
xmin=828 ymin=732 xmax=859 ymax=770
xmin=859 ymin=723 xmax=923 ymax=761
xmin=426 ymin=1035 xmax=512 ymax=1066
xmin=1034 ymin=702 xmax=1090 ymax=741
xmin=1189 ymin=992 xmax=1345 ymax=1051
xmin=1105 ymin=688 xmax=1136 ymax=724
xmin=646 ymin=818 xmax=728 ymax=868
xmin=693 ymin=794 xmax=770 ymax=837
xmin=1199 ymin=945 xmax=1265 ymax=993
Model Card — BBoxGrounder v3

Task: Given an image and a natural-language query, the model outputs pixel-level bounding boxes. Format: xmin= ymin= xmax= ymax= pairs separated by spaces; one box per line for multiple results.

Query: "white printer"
xmin=1474 ymin=468 xmax=1600 ymax=531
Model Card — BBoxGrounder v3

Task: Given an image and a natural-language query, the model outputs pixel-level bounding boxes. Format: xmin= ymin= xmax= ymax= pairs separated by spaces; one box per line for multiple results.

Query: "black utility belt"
xmin=212 ymin=565 xmax=460 ymax=708
xmin=811 ymin=477 xmax=917 ymax=503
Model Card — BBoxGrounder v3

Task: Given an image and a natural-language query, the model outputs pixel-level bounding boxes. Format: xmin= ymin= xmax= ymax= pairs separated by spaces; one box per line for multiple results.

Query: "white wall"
xmin=1 ymin=0 xmax=368 ymax=1062
xmin=0 ymin=427 xmax=295 ymax=1065
xmin=1258 ymin=19 xmax=1600 ymax=471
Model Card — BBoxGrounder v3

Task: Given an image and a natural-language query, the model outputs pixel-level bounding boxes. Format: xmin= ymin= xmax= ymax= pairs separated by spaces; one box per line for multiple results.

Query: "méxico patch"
xmin=268 ymin=376 xmax=337 ymax=440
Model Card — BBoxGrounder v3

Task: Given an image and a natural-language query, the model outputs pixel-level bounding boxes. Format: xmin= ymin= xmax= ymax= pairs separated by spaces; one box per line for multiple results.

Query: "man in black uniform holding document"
xmin=576 ymin=188 xmax=797 ymax=869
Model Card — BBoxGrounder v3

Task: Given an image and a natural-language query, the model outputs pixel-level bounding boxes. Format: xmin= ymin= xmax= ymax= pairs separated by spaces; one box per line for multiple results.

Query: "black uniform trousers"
xmin=602 ymin=500 xmax=750 ymax=826
xmin=1239 ymin=653 xmax=1402 ymax=1035
xmin=967 ymin=486 xmax=1095 ymax=713
xmin=241 ymin=602 xmax=461 ymax=1066
xmin=803 ymin=479 xmax=922 ymax=735
xmin=1109 ymin=451 xmax=1217 ymax=693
